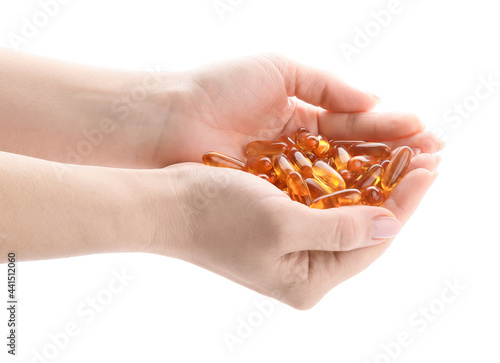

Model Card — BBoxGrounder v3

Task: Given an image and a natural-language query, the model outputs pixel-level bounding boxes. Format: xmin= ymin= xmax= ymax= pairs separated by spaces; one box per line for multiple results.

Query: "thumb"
xmin=285 ymin=205 xmax=402 ymax=253
xmin=262 ymin=53 xmax=379 ymax=112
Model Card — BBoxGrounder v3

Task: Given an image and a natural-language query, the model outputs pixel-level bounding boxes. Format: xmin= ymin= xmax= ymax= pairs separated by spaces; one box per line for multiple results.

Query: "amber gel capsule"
xmin=286 ymin=171 xmax=312 ymax=206
xmin=246 ymin=140 xmax=287 ymax=156
xmin=353 ymin=164 xmax=383 ymax=190
xmin=329 ymin=140 xmax=365 ymax=149
xmin=295 ymin=128 xmax=319 ymax=152
xmin=347 ymin=155 xmax=378 ymax=174
xmin=380 ymin=159 xmax=391 ymax=170
xmin=272 ymin=153 xmax=296 ymax=183
xmin=350 ymin=142 xmax=391 ymax=159
xmin=381 ymin=146 xmax=412 ymax=191
xmin=339 ymin=169 xmax=355 ymax=186
xmin=310 ymin=189 xmax=362 ymax=209
xmin=314 ymin=135 xmax=330 ymax=157
xmin=246 ymin=155 xmax=273 ymax=175
xmin=311 ymin=160 xmax=346 ymax=193
xmin=277 ymin=135 xmax=296 ymax=151
xmin=305 ymin=178 xmax=330 ymax=200
xmin=331 ymin=145 xmax=351 ymax=170
xmin=288 ymin=148 xmax=313 ymax=178
xmin=362 ymin=186 xmax=385 ymax=206
xmin=202 ymin=152 xmax=246 ymax=171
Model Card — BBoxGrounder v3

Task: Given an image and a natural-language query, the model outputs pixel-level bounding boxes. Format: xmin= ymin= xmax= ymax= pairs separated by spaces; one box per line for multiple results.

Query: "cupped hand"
xmin=152 ymin=152 xmax=438 ymax=310
xmin=150 ymin=54 xmax=442 ymax=309
xmin=160 ymin=53 xmax=441 ymax=165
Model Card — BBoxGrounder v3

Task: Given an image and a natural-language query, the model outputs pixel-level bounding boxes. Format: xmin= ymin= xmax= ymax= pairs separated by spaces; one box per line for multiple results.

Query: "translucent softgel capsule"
xmin=353 ymin=164 xmax=383 ymax=190
xmin=314 ymin=135 xmax=330 ymax=157
xmin=347 ymin=155 xmax=378 ymax=174
xmin=246 ymin=155 xmax=272 ymax=175
xmin=295 ymin=128 xmax=319 ymax=152
xmin=311 ymin=160 xmax=346 ymax=193
xmin=246 ymin=140 xmax=287 ymax=156
xmin=310 ymin=189 xmax=362 ymax=209
xmin=350 ymin=142 xmax=391 ymax=159
xmin=202 ymin=152 xmax=246 ymax=171
xmin=288 ymin=148 xmax=313 ymax=178
xmin=381 ymin=146 xmax=412 ymax=191
xmin=286 ymin=171 xmax=312 ymax=206
xmin=272 ymin=153 xmax=296 ymax=183
xmin=330 ymin=145 xmax=351 ymax=170
xmin=305 ymin=178 xmax=330 ymax=200
xmin=362 ymin=186 xmax=385 ymax=206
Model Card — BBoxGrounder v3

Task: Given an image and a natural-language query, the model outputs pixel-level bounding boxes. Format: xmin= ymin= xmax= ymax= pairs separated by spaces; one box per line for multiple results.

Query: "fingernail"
xmin=371 ymin=217 xmax=402 ymax=240
xmin=412 ymin=148 xmax=421 ymax=156
xmin=435 ymin=155 xmax=442 ymax=169
xmin=438 ymin=139 xmax=446 ymax=151
xmin=364 ymin=91 xmax=381 ymax=104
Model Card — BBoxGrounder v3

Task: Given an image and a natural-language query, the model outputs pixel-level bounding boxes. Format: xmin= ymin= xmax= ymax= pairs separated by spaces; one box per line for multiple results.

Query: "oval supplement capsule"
xmin=362 ymin=186 xmax=385 ymax=206
xmin=381 ymin=146 xmax=412 ymax=191
xmin=314 ymin=134 xmax=330 ymax=157
xmin=246 ymin=155 xmax=273 ymax=175
xmin=311 ymin=160 xmax=346 ymax=193
xmin=286 ymin=171 xmax=312 ymax=206
xmin=330 ymin=145 xmax=351 ymax=170
xmin=288 ymin=148 xmax=313 ymax=178
xmin=272 ymin=153 xmax=296 ymax=183
xmin=246 ymin=140 xmax=287 ymax=156
xmin=353 ymin=164 xmax=383 ymax=191
xmin=305 ymin=178 xmax=330 ymax=200
xmin=350 ymin=142 xmax=391 ymax=159
xmin=347 ymin=155 xmax=378 ymax=174
xmin=295 ymin=128 xmax=319 ymax=152
xmin=310 ymin=189 xmax=361 ymax=209
xmin=202 ymin=151 xmax=247 ymax=171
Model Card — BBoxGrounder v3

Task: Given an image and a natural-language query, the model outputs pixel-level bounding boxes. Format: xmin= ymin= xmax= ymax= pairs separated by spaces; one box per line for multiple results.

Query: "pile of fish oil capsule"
xmin=202 ymin=127 xmax=413 ymax=209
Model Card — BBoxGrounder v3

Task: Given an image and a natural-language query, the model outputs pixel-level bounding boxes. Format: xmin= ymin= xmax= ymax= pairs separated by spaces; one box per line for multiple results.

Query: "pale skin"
xmin=0 ymin=49 xmax=441 ymax=309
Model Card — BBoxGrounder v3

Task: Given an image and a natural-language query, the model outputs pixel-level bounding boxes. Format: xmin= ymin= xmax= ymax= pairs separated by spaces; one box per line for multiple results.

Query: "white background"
xmin=1 ymin=0 xmax=499 ymax=362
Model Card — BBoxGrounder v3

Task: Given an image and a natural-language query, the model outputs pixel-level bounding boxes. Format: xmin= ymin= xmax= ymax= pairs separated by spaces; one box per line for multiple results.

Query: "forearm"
xmin=0 ymin=151 xmax=161 ymax=263
xmin=0 ymin=48 xmax=182 ymax=168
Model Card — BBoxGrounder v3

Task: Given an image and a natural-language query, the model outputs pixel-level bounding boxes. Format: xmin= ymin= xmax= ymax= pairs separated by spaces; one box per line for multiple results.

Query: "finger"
xmin=407 ymin=153 xmax=440 ymax=173
xmin=331 ymin=168 xmax=436 ymax=283
xmin=282 ymin=204 xmax=401 ymax=253
xmin=263 ymin=54 xmax=379 ymax=112
xmin=318 ymin=111 xmax=425 ymax=141
xmin=384 ymin=131 xmax=444 ymax=154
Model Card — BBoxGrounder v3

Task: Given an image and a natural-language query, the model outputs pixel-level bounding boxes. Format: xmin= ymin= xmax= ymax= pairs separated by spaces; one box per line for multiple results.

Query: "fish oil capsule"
xmin=272 ymin=153 xmax=296 ymax=183
xmin=202 ymin=151 xmax=247 ymax=171
xmin=277 ymin=135 xmax=296 ymax=151
xmin=310 ymin=189 xmax=362 ymax=209
xmin=311 ymin=160 xmax=346 ymax=193
xmin=329 ymin=140 xmax=365 ymax=149
xmin=350 ymin=142 xmax=391 ymax=159
xmin=314 ymin=135 xmax=330 ymax=157
xmin=347 ymin=155 xmax=378 ymax=174
xmin=286 ymin=171 xmax=312 ymax=206
xmin=305 ymin=178 xmax=330 ymax=200
xmin=246 ymin=155 xmax=273 ymax=175
xmin=381 ymin=146 xmax=412 ymax=191
xmin=288 ymin=148 xmax=313 ymax=178
xmin=295 ymin=128 xmax=319 ymax=152
xmin=353 ymin=164 xmax=383 ymax=190
xmin=330 ymin=145 xmax=351 ymax=170
xmin=362 ymin=186 xmax=385 ymax=206
xmin=246 ymin=140 xmax=287 ymax=156
xmin=257 ymin=174 xmax=272 ymax=184
xmin=339 ymin=169 xmax=355 ymax=186
xmin=380 ymin=159 xmax=391 ymax=170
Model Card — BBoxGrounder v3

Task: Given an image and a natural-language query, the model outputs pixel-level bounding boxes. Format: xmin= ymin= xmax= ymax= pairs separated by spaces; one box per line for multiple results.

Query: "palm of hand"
xmin=171 ymin=56 xmax=305 ymax=163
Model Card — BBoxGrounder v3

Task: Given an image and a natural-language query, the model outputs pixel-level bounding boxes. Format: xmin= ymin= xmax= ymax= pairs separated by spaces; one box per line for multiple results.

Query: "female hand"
xmin=158 ymin=53 xmax=442 ymax=165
